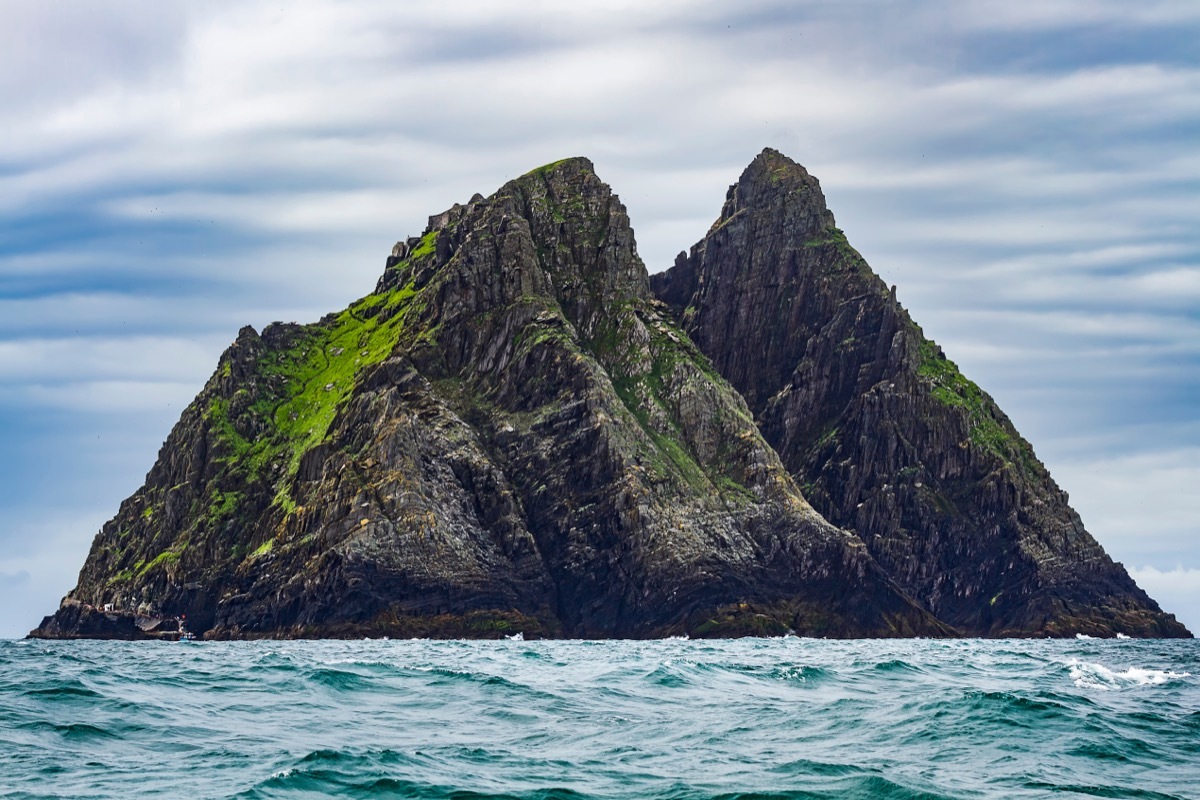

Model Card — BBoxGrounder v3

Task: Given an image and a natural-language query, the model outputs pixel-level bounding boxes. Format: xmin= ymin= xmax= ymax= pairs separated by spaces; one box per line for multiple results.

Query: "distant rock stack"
xmin=31 ymin=156 xmax=950 ymax=641
xmin=651 ymin=148 xmax=1189 ymax=638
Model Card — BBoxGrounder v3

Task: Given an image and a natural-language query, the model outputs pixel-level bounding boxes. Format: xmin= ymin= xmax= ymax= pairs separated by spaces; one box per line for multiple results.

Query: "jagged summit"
xmin=651 ymin=149 xmax=1188 ymax=638
xmin=712 ymin=148 xmax=831 ymax=233
xmin=32 ymin=155 xmax=948 ymax=641
xmin=654 ymin=149 xmax=844 ymax=411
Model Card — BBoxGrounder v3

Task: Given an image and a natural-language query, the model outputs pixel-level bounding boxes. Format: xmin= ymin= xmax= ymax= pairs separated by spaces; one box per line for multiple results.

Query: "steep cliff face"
xmin=33 ymin=157 xmax=946 ymax=640
xmin=652 ymin=148 xmax=1189 ymax=638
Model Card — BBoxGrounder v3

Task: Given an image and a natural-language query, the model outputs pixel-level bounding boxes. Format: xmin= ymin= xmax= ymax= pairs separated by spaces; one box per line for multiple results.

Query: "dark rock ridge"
xmin=32 ymin=157 xmax=948 ymax=641
xmin=651 ymin=148 xmax=1189 ymax=638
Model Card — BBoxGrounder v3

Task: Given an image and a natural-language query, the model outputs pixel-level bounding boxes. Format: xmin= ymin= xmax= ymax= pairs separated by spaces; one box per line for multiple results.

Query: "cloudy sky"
xmin=1 ymin=0 xmax=1197 ymax=638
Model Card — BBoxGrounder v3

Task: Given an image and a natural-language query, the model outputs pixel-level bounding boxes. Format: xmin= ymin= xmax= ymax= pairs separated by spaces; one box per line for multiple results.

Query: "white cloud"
xmin=933 ymin=64 xmax=1200 ymax=117
xmin=19 ymin=380 xmax=203 ymax=414
xmin=948 ymin=0 xmax=1200 ymax=30
xmin=104 ymin=189 xmax=414 ymax=234
xmin=1131 ymin=267 xmax=1200 ymax=298
xmin=959 ymin=244 xmax=1192 ymax=278
xmin=0 ymin=336 xmax=221 ymax=384
xmin=941 ymin=310 xmax=1200 ymax=345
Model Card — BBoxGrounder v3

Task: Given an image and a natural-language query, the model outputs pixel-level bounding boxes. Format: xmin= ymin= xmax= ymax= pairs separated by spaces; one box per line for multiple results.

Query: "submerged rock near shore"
xmin=32 ymin=151 xmax=1188 ymax=640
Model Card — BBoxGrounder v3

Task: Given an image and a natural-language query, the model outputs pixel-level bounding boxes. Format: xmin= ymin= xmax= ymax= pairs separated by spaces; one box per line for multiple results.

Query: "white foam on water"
xmin=321 ymin=658 xmax=392 ymax=667
xmin=1115 ymin=633 xmax=1131 ymax=639
xmin=1075 ymin=633 xmax=1096 ymax=640
xmin=1067 ymin=658 xmax=1191 ymax=690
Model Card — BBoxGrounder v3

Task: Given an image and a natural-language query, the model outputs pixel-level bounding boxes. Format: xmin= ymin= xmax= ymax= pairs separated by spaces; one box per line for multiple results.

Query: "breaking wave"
xmin=1067 ymin=657 xmax=1191 ymax=690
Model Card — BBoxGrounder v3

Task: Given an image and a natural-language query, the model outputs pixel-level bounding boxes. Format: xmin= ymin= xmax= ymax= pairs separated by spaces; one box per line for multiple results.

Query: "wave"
xmin=768 ymin=665 xmax=830 ymax=684
xmin=1022 ymin=781 xmax=1187 ymax=800
xmin=704 ymin=775 xmax=963 ymax=800
xmin=644 ymin=663 xmax=691 ymax=688
xmin=306 ymin=666 xmax=378 ymax=692
xmin=963 ymin=689 xmax=1068 ymax=716
xmin=22 ymin=681 xmax=104 ymax=701
xmin=20 ymin=720 xmax=121 ymax=742
xmin=243 ymin=767 xmax=956 ymax=800
xmin=241 ymin=748 xmax=594 ymax=800
xmin=1067 ymin=659 xmax=1191 ymax=690
xmin=869 ymin=658 xmax=923 ymax=675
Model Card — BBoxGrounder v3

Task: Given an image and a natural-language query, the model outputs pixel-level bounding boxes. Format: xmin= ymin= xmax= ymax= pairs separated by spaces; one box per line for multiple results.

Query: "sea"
xmin=1 ymin=637 xmax=1197 ymax=800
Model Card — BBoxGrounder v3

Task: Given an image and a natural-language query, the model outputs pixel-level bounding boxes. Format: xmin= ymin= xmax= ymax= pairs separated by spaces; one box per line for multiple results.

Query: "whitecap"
xmin=1067 ymin=658 xmax=1190 ymax=690
xmin=320 ymin=658 xmax=393 ymax=668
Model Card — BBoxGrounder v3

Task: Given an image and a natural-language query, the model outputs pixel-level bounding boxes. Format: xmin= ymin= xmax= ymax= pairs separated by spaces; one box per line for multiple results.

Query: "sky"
xmin=1 ymin=0 xmax=1197 ymax=638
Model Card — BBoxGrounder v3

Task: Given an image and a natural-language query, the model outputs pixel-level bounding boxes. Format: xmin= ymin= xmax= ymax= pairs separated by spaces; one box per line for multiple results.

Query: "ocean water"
xmin=1 ymin=638 xmax=1197 ymax=799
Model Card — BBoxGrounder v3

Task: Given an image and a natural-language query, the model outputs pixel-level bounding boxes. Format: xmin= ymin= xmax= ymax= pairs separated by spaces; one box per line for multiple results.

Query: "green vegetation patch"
xmin=804 ymin=227 xmax=882 ymax=284
xmin=814 ymin=425 xmax=839 ymax=450
xmin=206 ymin=490 xmax=243 ymax=527
xmin=528 ymin=158 xmax=572 ymax=177
xmin=604 ymin=311 xmax=739 ymax=494
xmin=917 ymin=338 xmax=1024 ymax=464
xmin=137 ymin=548 xmax=181 ymax=579
xmin=610 ymin=380 xmax=704 ymax=490
xmin=205 ymin=278 xmax=427 ymax=512
xmin=409 ymin=230 xmax=438 ymax=260
xmin=105 ymin=568 xmax=134 ymax=587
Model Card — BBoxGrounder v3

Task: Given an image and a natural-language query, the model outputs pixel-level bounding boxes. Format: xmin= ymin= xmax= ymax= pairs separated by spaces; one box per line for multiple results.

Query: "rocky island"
xmin=31 ymin=151 xmax=1189 ymax=640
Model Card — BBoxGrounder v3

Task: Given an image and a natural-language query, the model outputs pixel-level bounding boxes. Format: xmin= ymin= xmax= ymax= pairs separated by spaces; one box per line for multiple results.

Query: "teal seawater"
xmin=1 ymin=638 xmax=1197 ymax=799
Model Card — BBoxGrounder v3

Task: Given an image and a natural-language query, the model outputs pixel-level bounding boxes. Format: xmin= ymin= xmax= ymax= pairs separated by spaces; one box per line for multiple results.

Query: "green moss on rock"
xmin=917 ymin=337 xmax=1020 ymax=463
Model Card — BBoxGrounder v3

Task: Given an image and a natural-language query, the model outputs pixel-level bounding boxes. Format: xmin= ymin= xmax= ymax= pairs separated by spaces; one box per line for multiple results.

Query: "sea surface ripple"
xmin=1 ymin=637 xmax=1197 ymax=799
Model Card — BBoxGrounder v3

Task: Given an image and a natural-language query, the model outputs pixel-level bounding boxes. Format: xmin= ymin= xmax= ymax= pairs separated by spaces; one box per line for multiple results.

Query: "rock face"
xmin=651 ymin=148 xmax=1189 ymax=638
xmin=32 ymin=157 xmax=948 ymax=640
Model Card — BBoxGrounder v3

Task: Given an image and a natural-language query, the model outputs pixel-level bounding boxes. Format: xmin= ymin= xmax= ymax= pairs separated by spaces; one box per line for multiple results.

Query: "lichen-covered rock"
xmin=651 ymin=148 xmax=1190 ymax=639
xmin=32 ymin=157 xmax=946 ymax=640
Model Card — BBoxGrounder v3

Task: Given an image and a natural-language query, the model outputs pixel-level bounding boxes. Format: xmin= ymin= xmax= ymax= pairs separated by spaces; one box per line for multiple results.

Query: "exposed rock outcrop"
xmin=651 ymin=148 xmax=1189 ymax=638
xmin=32 ymin=157 xmax=947 ymax=640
